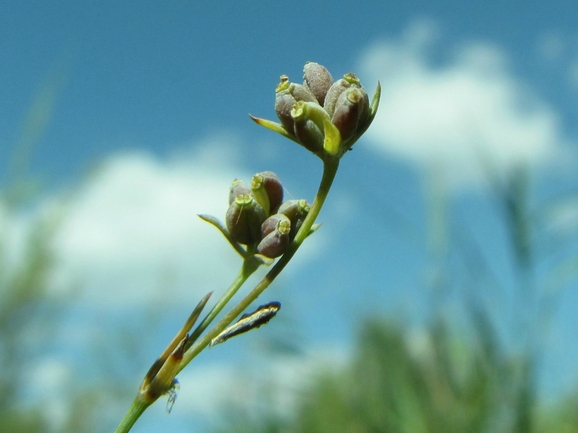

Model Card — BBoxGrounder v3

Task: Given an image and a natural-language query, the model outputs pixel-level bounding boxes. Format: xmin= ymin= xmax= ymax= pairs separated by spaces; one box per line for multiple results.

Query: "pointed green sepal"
xmin=249 ymin=115 xmax=300 ymax=143
xmin=323 ymin=116 xmax=342 ymax=156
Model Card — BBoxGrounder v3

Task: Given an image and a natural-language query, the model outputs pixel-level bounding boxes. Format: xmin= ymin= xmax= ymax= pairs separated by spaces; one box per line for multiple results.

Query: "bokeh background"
xmin=3 ymin=1 xmax=578 ymax=432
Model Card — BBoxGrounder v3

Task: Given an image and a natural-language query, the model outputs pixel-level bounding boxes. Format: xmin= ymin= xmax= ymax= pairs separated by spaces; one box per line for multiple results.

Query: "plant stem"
xmin=113 ymin=398 xmax=150 ymax=433
xmin=114 ymin=156 xmax=340 ymax=433
xmin=178 ymin=156 xmax=339 ymax=371
xmin=187 ymin=256 xmax=262 ymax=347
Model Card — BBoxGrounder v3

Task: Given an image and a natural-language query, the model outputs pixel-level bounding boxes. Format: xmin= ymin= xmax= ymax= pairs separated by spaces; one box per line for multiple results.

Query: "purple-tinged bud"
xmin=323 ymin=78 xmax=350 ymax=118
xmin=229 ymin=179 xmax=251 ymax=205
xmin=251 ymin=171 xmax=284 ymax=215
xmin=343 ymin=73 xmax=370 ymax=134
xmin=303 ymin=62 xmax=334 ymax=105
xmin=278 ymin=199 xmax=310 ymax=220
xmin=291 ymin=102 xmax=324 ymax=153
xmin=290 ymin=99 xmax=342 ymax=155
xmin=331 ymin=87 xmax=363 ymax=143
xmin=257 ymin=215 xmax=291 ymax=258
xmin=289 ymin=83 xmax=318 ymax=104
xmin=261 ymin=213 xmax=291 ymax=238
xmin=275 ymin=89 xmax=298 ymax=136
xmin=278 ymin=199 xmax=310 ymax=240
xmin=226 ymin=194 xmax=266 ymax=245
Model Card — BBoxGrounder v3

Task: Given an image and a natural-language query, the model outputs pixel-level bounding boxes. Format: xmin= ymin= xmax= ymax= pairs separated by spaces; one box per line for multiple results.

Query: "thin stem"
xmin=113 ymin=398 xmax=150 ymax=433
xmin=187 ymin=256 xmax=261 ymax=347
xmin=114 ymin=156 xmax=340 ymax=433
xmin=179 ymin=157 xmax=340 ymax=371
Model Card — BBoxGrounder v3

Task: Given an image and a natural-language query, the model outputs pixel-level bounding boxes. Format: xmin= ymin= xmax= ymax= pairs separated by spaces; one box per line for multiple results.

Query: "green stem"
xmin=113 ymin=398 xmax=150 ymax=433
xmin=178 ymin=157 xmax=339 ymax=371
xmin=187 ymin=256 xmax=261 ymax=347
xmin=114 ymin=156 xmax=340 ymax=432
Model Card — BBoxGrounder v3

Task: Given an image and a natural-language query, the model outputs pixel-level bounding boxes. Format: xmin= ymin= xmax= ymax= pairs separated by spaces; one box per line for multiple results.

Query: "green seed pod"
xmin=229 ymin=179 xmax=251 ymax=205
xmin=277 ymin=199 xmax=310 ymax=240
xmin=225 ymin=194 xmax=266 ymax=245
xmin=303 ymin=62 xmax=334 ymax=106
xmin=323 ymin=78 xmax=350 ymax=118
xmin=251 ymin=171 xmax=284 ymax=215
xmin=257 ymin=217 xmax=291 ymax=258
xmin=261 ymin=213 xmax=291 ymax=238
xmin=331 ymin=87 xmax=363 ymax=143
xmin=289 ymin=83 xmax=318 ymax=104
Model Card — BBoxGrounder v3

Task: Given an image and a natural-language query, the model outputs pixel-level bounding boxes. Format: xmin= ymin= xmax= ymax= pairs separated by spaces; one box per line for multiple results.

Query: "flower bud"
xmin=226 ymin=194 xmax=266 ymax=245
xmin=323 ymin=78 xmax=350 ymax=118
xmin=229 ymin=179 xmax=251 ymax=205
xmin=251 ymin=171 xmax=284 ymax=215
xmin=278 ymin=199 xmax=310 ymax=240
xmin=331 ymin=87 xmax=363 ymax=143
xmin=253 ymin=62 xmax=380 ymax=161
xmin=344 ymin=73 xmax=370 ymax=135
xmin=303 ymin=62 xmax=334 ymax=105
xmin=261 ymin=213 xmax=291 ymax=238
xmin=289 ymin=83 xmax=318 ymax=104
xmin=257 ymin=214 xmax=291 ymax=258
xmin=275 ymin=88 xmax=298 ymax=136
xmin=291 ymin=102 xmax=324 ymax=154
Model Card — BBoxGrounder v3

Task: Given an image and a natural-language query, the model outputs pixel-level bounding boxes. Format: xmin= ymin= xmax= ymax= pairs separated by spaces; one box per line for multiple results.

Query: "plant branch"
xmin=178 ymin=156 xmax=340 ymax=371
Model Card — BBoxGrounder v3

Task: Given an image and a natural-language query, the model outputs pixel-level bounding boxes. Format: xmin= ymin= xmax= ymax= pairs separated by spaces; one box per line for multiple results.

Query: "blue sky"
xmin=3 ymin=1 xmax=578 ymax=432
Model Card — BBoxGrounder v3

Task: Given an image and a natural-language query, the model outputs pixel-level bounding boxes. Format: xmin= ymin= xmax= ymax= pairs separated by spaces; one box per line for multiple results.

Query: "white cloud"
xmin=359 ymin=20 xmax=570 ymax=191
xmin=38 ymin=132 xmax=323 ymax=308
xmin=46 ymin=134 xmax=253 ymax=307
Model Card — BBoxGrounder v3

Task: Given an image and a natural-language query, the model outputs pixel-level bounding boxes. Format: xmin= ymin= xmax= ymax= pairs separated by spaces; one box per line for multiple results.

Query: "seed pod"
xmin=229 ymin=179 xmax=251 ymax=205
xmin=277 ymin=199 xmax=310 ymax=240
xmin=261 ymin=213 xmax=291 ymax=238
xmin=303 ymin=62 xmax=334 ymax=106
xmin=225 ymin=194 xmax=266 ymax=245
xmin=331 ymin=87 xmax=363 ymax=144
xmin=251 ymin=171 xmax=284 ymax=215
xmin=323 ymin=78 xmax=350 ymax=118
xmin=257 ymin=217 xmax=291 ymax=258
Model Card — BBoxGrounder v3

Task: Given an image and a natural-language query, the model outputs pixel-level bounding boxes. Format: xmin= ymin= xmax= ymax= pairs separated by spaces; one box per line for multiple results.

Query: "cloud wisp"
xmin=360 ymin=20 xmax=570 ymax=192
xmin=47 ymin=135 xmax=251 ymax=307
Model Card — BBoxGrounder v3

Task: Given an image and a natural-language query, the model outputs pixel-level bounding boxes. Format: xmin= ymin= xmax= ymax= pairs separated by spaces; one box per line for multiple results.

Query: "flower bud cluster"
xmin=225 ymin=171 xmax=310 ymax=258
xmin=269 ymin=62 xmax=379 ymax=158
